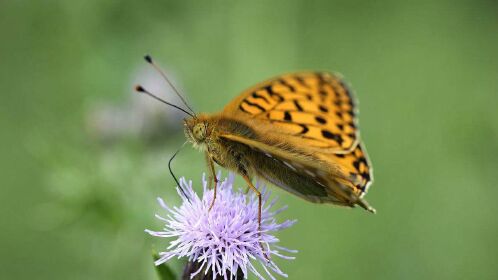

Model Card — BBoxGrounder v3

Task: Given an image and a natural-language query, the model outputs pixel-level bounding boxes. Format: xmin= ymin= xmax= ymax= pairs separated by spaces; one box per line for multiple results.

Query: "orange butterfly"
xmin=137 ymin=56 xmax=375 ymax=231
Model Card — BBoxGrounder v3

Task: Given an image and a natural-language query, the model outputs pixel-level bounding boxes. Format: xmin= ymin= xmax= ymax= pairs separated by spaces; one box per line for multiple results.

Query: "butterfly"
xmin=136 ymin=56 xmax=375 ymax=231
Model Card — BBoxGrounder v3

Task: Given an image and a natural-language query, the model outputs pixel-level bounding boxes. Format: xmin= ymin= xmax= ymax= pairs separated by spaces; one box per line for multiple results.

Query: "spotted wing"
xmin=323 ymin=143 xmax=373 ymax=198
xmin=223 ymin=72 xmax=359 ymax=153
xmin=220 ymin=133 xmax=375 ymax=212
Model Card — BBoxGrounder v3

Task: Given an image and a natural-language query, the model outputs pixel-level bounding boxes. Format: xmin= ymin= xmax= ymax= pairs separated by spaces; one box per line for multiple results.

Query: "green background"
xmin=2 ymin=0 xmax=498 ymax=279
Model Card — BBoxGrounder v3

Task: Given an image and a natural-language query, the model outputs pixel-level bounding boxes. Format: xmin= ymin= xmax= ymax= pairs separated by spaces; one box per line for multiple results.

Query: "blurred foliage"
xmin=1 ymin=0 xmax=498 ymax=279
xmin=153 ymin=252 xmax=177 ymax=280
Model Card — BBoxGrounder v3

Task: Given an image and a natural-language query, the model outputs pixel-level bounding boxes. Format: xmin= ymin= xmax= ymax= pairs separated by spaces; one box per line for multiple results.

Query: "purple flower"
xmin=146 ymin=173 xmax=297 ymax=280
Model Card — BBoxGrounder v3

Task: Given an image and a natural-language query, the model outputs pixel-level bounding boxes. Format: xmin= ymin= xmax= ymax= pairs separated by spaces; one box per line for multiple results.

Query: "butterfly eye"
xmin=192 ymin=123 xmax=207 ymax=141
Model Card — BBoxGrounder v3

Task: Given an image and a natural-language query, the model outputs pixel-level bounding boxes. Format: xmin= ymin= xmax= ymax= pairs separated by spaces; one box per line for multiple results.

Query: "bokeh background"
xmin=2 ymin=0 xmax=498 ymax=279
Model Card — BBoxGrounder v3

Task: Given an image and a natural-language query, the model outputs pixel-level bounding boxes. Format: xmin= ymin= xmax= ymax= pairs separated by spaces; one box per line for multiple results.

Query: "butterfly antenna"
xmin=169 ymin=142 xmax=190 ymax=201
xmin=144 ymin=55 xmax=196 ymax=117
xmin=135 ymin=85 xmax=195 ymax=118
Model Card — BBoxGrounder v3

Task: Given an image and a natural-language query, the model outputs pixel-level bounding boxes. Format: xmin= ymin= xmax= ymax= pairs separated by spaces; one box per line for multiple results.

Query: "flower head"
xmin=146 ymin=173 xmax=296 ymax=280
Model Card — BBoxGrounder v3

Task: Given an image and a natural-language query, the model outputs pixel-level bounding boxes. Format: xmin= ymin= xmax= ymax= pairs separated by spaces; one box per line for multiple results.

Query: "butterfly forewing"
xmin=224 ymin=72 xmax=359 ymax=153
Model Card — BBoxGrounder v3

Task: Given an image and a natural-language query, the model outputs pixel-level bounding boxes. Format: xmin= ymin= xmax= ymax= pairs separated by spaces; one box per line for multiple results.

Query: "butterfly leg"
xmin=206 ymin=153 xmax=218 ymax=211
xmin=241 ymin=174 xmax=270 ymax=260
xmin=205 ymin=153 xmax=217 ymax=189
xmin=241 ymin=175 xmax=261 ymax=229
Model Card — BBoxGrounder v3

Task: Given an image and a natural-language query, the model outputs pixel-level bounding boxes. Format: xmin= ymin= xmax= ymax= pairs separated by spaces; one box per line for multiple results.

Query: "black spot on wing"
xmin=293 ymin=100 xmax=303 ymax=111
xmin=315 ymin=116 xmax=327 ymax=124
xmin=294 ymin=76 xmax=310 ymax=89
xmin=299 ymin=124 xmax=309 ymax=134
xmin=359 ymin=156 xmax=368 ymax=165
xmin=316 ymin=72 xmax=326 ymax=84
xmin=284 ymin=111 xmax=292 ymax=121
xmin=319 ymin=105 xmax=328 ymax=113
xmin=279 ymin=79 xmax=296 ymax=92
xmin=352 ymin=156 xmax=367 ymax=172
xmin=242 ymin=100 xmax=266 ymax=113
xmin=251 ymin=92 xmax=271 ymax=104
xmin=264 ymin=85 xmax=284 ymax=102
xmin=352 ymin=160 xmax=360 ymax=171
xmin=321 ymin=130 xmax=344 ymax=145
xmin=239 ymin=104 xmax=250 ymax=114
xmin=361 ymin=172 xmax=371 ymax=182
xmin=331 ymin=84 xmax=341 ymax=97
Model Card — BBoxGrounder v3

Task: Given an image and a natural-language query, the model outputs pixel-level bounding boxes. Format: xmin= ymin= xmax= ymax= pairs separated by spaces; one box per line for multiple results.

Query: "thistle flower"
xmin=146 ymin=173 xmax=297 ymax=280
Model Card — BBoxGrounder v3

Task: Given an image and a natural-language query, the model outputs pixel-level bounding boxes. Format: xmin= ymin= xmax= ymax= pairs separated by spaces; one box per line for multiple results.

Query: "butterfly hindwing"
xmin=220 ymin=133 xmax=374 ymax=211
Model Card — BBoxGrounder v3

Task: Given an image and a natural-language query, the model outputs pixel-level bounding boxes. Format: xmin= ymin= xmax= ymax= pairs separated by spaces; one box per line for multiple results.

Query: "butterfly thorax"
xmin=185 ymin=114 xmax=259 ymax=176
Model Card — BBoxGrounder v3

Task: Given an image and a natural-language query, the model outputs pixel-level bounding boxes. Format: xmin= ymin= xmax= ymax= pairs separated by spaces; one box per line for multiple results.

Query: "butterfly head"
xmin=184 ymin=115 xmax=210 ymax=151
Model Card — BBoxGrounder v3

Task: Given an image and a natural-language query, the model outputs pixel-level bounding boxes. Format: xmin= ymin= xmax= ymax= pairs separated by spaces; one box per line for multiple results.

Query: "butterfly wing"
xmin=220 ymin=72 xmax=374 ymax=211
xmin=220 ymin=133 xmax=374 ymax=212
xmin=223 ymin=72 xmax=359 ymax=153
